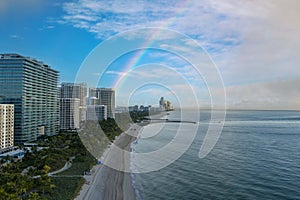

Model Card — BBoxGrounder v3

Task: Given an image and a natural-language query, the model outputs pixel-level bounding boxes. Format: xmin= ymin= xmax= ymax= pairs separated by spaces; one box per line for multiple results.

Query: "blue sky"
xmin=0 ymin=0 xmax=100 ymax=82
xmin=1 ymin=0 xmax=300 ymax=109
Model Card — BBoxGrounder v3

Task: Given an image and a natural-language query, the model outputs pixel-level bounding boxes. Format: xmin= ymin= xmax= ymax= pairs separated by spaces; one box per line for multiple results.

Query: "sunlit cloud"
xmin=60 ymin=0 xmax=300 ymax=109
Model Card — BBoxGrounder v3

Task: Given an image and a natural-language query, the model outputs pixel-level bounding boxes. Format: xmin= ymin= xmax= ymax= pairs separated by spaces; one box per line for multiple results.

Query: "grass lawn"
xmin=58 ymin=151 xmax=96 ymax=176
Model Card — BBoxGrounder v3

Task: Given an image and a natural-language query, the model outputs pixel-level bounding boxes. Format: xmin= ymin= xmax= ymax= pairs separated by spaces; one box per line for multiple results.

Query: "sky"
xmin=1 ymin=0 xmax=300 ymax=109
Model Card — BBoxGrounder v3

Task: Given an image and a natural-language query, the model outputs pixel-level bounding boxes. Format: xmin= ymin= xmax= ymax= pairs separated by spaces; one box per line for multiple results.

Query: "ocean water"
xmin=131 ymin=110 xmax=300 ymax=200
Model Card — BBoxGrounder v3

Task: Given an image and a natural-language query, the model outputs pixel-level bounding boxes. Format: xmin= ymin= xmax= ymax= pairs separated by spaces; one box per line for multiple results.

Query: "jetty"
xmin=142 ymin=118 xmax=197 ymax=124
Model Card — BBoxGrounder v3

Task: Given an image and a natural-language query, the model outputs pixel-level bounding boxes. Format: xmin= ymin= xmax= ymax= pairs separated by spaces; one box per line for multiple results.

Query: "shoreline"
xmin=75 ymin=112 xmax=168 ymax=200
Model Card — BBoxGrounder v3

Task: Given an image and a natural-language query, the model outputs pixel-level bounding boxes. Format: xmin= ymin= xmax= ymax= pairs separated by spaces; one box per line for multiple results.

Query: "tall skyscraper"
xmin=89 ymin=88 xmax=115 ymax=118
xmin=0 ymin=54 xmax=59 ymax=144
xmin=159 ymin=97 xmax=173 ymax=111
xmin=60 ymin=82 xmax=87 ymax=121
xmin=86 ymin=105 xmax=107 ymax=121
xmin=0 ymin=104 xmax=14 ymax=150
xmin=159 ymin=97 xmax=166 ymax=111
xmin=59 ymin=98 xmax=80 ymax=130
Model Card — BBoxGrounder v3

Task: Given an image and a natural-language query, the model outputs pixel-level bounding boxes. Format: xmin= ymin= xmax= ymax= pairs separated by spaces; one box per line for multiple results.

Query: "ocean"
xmin=130 ymin=110 xmax=300 ymax=200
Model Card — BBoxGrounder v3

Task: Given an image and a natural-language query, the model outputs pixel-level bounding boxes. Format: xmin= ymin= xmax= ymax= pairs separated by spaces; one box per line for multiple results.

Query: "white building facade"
xmin=0 ymin=104 xmax=14 ymax=150
xmin=59 ymin=98 xmax=80 ymax=130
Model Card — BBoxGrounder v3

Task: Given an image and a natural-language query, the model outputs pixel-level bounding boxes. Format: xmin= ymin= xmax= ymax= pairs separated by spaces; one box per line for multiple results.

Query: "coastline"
xmin=75 ymin=112 xmax=168 ymax=200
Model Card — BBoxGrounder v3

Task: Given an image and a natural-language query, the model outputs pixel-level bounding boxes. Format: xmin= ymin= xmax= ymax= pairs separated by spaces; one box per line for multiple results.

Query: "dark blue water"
xmin=131 ymin=110 xmax=300 ymax=200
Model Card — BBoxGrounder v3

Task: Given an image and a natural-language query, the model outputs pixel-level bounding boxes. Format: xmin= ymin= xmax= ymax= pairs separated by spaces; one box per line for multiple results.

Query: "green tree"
xmin=0 ymin=188 xmax=11 ymax=200
xmin=28 ymin=192 xmax=40 ymax=200
xmin=0 ymin=174 xmax=31 ymax=200
xmin=38 ymin=165 xmax=55 ymax=196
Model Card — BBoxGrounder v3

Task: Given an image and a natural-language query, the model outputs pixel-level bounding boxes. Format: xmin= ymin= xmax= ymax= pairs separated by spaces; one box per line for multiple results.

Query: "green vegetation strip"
xmin=0 ymin=111 xmax=155 ymax=200
xmin=0 ymin=133 xmax=96 ymax=200
xmin=43 ymin=177 xmax=85 ymax=200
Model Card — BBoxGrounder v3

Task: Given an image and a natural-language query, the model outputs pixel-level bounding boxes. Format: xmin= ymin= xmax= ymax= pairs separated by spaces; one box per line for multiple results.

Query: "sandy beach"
xmin=75 ymin=113 xmax=167 ymax=200
xmin=75 ymin=123 xmax=141 ymax=200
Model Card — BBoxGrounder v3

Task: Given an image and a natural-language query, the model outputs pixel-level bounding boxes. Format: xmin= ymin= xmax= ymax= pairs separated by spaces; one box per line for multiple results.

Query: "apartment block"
xmin=59 ymin=98 xmax=80 ymax=130
xmin=86 ymin=105 xmax=107 ymax=121
xmin=60 ymin=82 xmax=87 ymax=121
xmin=0 ymin=104 xmax=14 ymax=150
xmin=89 ymin=88 xmax=115 ymax=118
xmin=0 ymin=54 xmax=59 ymax=143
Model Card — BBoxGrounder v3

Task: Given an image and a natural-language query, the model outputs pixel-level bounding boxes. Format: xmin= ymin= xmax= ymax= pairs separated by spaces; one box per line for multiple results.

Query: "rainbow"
xmin=112 ymin=1 xmax=193 ymax=90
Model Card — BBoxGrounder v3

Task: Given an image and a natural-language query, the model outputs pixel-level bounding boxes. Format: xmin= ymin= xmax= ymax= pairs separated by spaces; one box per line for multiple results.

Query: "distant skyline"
xmin=1 ymin=0 xmax=300 ymax=109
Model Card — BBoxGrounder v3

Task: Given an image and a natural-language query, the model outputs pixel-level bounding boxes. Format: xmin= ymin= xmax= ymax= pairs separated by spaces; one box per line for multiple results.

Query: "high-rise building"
xmin=0 ymin=54 xmax=59 ymax=144
xmin=159 ymin=97 xmax=173 ymax=111
xmin=89 ymin=88 xmax=115 ymax=118
xmin=86 ymin=105 xmax=107 ymax=121
xmin=0 ymin=104 xmax=14 ymax=150
xmin=88 ymin=97 xmax=99 ymax=106
xmin=59 ymin=98 xmax=80 ymax=130
xmin=159 ymin=97 xmax=166 ymax=111
xmin=166 ymin=101 xmax=173 ymax=111
xmin=60 ymin=82 xmax=87 ymax=121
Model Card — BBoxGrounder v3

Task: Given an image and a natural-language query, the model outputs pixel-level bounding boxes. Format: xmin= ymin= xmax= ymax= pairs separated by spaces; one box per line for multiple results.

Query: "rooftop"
xmin=0 ymin=53 xmax=58 ymax=73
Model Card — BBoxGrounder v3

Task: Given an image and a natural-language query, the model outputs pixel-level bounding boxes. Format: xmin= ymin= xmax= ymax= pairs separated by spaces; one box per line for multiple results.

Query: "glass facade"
xmin=60 ymin=82 xmax=87 ymax=122
xmin=89 ymin=88 xmax=115 ymax=118
xmin=0 ymin=54 xmax=59 ymax=144
xmin=86 ymin=105 xmax=107 ymax=121
xmin=59 ymin=98 xmax=80 ymax=130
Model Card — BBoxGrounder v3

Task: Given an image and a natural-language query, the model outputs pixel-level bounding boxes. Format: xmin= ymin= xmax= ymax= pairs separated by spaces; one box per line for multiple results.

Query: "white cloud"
xmin=225 ymin=77 xmax=300 ymax=110
xmin=10 ymin=34 xmax=23 ymax=40
xmin=125 ymin=65 xmax=181 ymax=80
xmin=105 ymin=70 xmax=129 ymax=77
xmin=60 ymin=0 xmax=300 ymax=109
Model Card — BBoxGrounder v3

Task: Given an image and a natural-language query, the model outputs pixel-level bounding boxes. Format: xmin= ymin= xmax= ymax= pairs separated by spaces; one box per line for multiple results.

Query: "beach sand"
xmin=75 ymin=112 xmax=168 ymax=200
xmin=75 ymin=124 xmax=141 ymax=200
